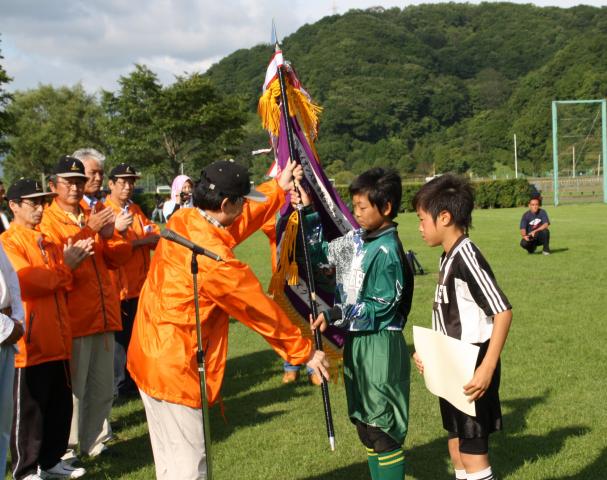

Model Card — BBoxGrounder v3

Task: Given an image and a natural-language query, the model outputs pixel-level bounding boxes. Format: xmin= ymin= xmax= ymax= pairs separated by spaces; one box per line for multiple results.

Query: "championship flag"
xmin=257 ymin=50 xmax=359 ymax=377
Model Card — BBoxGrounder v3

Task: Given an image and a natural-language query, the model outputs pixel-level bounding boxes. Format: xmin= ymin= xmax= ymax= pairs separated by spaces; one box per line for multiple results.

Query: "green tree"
xmin=102 ymin=65 xmax=247 ymax=183
xmin=3 ymin=84 xmax=104 ymax=181
xmin=0 ymin=36 xmax=13 ymax=155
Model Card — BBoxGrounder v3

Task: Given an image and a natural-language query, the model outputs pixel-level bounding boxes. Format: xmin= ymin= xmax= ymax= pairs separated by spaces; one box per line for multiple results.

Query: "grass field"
xmin=7 ymin=203 xmax=607 ymax=479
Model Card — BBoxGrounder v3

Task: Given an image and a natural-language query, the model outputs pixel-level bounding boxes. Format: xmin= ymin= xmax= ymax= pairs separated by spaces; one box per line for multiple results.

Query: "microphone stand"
xmin=191 ymin=252 xmax=213 ymax=480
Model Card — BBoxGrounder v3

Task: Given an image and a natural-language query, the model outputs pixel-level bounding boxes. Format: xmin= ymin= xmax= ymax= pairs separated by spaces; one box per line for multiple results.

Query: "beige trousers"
xmin=140 ymin=390 xmax=207 ymax=480
xmin=68 ymin=333 xmax=115 ymax=455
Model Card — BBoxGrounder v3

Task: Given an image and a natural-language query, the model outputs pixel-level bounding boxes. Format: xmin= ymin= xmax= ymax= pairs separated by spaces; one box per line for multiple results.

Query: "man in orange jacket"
xmin=105 ymin=163 xmax=160 ymax=397
xmin=40 ymin=156 xmax=132 ymax=459
xmin=2 ymin=178 xmax=94 ymax=480
xmin=128 ymin=159 xmax=328 ymax=480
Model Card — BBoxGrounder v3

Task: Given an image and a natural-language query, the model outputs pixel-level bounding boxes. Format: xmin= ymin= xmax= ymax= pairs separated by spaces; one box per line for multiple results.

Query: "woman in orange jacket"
xmin=2 ymin=178 xmax=93 ymax=479
xmin=128 ymin=159 xmax=328 ymax=480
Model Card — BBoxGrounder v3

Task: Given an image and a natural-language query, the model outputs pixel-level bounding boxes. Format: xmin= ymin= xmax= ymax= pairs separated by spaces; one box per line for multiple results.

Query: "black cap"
xmin=6 ymin=178 xmax=57 ymax=201
xmin=109 ymin=163 xmax=141 ymax=179
xmin=52 ymin=155 xmax=88 ymax=179
xmin=200 ymin=160 xmax=267 ymax=202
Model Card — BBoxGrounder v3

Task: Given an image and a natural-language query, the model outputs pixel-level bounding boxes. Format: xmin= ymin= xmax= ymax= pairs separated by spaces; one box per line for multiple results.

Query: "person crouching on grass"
xmin=2 ymin=178 xmax=94 ymax=480
xmin=412 ymin=174 xmax=512 ymax=480
xmin=304 ymin=168 xmax=414 ymax=480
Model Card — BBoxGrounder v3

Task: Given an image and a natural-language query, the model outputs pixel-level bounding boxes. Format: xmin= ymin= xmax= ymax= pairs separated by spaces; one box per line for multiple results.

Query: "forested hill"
xmin=205 ymin=3 xmax=607 ymax=179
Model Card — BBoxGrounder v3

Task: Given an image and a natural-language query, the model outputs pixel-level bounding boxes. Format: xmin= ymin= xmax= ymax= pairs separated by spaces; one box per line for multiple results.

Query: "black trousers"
xmin=520 ymin=229 xmax=550 ymax=253
xmin=11 ymin=360 xmax=72 ymax=479
xmin=115 ymin=297 xmax=138 ymax=394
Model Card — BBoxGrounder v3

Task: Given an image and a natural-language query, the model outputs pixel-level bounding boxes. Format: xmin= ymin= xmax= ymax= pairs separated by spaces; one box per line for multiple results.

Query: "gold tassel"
xmin=257 ymin=78 xmax=322 ymax=140
xmin=268 ymin=210 xmax=300 ymax=296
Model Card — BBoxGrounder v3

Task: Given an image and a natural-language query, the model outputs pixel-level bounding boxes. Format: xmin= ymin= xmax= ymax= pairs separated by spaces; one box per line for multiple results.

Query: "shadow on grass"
xmin=547 ymin=247 xmax=569 ymax=254
xmin=221 ymin=348 xmax=284 ymax=397
xmin=81 ymin=433 xmax=154 ymax=478
xmin=407 ymin=394 xmax=591 ymax=479
xmin=209 ymin=348 xmax=317 ymax=442
xmin=298 ymin=461 xmax=369 ymax=479
xmin=110 ymin=400 xmax=147 ymax=434
xmin=547 ymin=447 xmax=607 ymax=479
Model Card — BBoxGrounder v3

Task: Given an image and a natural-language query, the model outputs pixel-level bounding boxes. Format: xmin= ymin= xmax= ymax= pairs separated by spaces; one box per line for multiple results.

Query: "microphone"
xmin=161 ymin=229 xmax=223 ymax=262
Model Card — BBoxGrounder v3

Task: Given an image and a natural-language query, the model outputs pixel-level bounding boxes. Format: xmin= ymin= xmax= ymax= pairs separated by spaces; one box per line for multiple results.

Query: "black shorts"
xmin=448 ymin=432 xmax=489 ymax=455
xmin=355 ymin=420 xmax=401 ymax=454
xmin=440 ymin=340 xmax=503 ymax=439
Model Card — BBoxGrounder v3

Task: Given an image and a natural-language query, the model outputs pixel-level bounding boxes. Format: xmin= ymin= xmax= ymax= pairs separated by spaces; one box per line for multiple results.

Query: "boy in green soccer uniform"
xmin=299 ymin=168 xmax=414 ymax=480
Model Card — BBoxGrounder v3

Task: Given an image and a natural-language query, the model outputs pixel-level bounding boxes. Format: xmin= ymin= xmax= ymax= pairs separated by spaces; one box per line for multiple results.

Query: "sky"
xmin=1 ymin=0 xmax=605 ymax=93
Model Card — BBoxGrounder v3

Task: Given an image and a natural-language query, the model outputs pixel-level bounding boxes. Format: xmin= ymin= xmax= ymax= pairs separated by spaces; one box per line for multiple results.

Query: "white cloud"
xmin=1 ymin=0 xmax=604 ymax=92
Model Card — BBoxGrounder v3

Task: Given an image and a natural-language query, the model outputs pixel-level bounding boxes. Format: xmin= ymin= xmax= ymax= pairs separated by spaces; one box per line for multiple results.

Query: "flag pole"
xmin=273 ymin=23 xmax=336 ymax=452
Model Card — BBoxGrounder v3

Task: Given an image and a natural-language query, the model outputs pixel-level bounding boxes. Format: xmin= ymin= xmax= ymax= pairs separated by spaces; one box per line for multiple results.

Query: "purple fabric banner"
xmin=274 ymin=113 xmax=358 ymax=349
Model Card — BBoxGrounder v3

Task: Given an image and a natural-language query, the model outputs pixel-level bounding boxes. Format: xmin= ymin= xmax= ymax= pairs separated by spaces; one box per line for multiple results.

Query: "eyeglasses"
xmin=20 ymin=199 xmax=46 ymax=208
xmin=113 ymin=178 xmax=135 ymax=188
xmin=56 ymin=179 xmax=85 ymax=190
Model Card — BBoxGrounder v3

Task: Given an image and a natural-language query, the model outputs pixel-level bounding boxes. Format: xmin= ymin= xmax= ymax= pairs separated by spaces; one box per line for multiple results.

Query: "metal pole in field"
xmin=602 ymin=99 xmax=607 ymax=204
xmin=572 ymin=146 xmax=576 ymax=178
xmin=552 ymin=101 xmax=559 ymax=206
xmin=598 ymin=154 xmax=601 ymax=179
xmin=514 ymin=134 xmax=518 ymax=179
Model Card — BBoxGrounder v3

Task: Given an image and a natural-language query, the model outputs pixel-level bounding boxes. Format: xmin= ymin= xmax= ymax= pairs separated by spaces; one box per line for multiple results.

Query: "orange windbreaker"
xmin=127 ymin=179 xmax=312 ymax=408
xmin=1 ymin=224 xmax=72 ymax=367
xmin=87 ymin=197 xmax=130 ymax=300
xmin=104 ymin=198 xmax=160 ymax=299
xmin=39 ymin=199 xmax=132 ymax=337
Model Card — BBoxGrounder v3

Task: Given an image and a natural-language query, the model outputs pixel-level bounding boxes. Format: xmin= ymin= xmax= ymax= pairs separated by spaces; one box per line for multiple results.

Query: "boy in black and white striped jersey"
xmin=412 ymin=174 xmax=512 ymax=480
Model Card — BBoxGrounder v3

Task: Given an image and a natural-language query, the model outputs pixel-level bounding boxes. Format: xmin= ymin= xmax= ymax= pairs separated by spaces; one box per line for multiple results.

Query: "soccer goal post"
xmin=551 ymin=99 xmax=607 ymax=206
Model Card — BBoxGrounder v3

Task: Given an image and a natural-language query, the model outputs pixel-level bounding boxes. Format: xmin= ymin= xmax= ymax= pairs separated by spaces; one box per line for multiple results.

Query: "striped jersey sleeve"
xmin=457 ymin=241 xmax=511 ymax=316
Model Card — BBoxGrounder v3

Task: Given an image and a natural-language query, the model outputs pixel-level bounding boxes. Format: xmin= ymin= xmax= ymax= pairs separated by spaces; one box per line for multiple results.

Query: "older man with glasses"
xmin=40 ymin=156 xmax=131 ymax=461
xmin=105 ymin=163 xmax=160 ymax=398
xmin=2 ymin=178 xmax=94 ymax=479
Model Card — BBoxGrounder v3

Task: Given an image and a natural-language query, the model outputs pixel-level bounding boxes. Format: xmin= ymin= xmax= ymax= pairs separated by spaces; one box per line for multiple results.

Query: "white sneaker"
xmin=61 ymin=449 xmax=79 ymax=465
xmin=39 ymin=460 xmax=86 ymax=479
xmin=23 ymin=474 xmax=44 ymax=480
xmin=86 ymin=442 xmax=108 ymax=457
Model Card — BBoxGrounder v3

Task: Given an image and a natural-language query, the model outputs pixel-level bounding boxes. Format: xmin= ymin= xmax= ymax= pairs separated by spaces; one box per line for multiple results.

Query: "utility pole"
xmin=513 ymin=134 xmax=518 ymax=179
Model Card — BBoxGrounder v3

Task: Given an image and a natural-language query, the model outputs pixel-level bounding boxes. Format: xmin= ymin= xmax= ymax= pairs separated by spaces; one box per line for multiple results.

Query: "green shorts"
xmin=343 ymin=329 xmax=411 ymax=445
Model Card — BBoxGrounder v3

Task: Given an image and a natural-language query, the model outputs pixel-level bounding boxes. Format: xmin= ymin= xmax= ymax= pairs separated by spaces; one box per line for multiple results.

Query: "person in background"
xmin=519 ymin=196 xmax=551 ymax=255
xmin=0 ymin=238 xmax=24 ymax=480
xmin=41 ymin=156 xmax=131 ymax=460
xmin=151 ymin=194 xmax=165 ymax=223
xmin=0 ymin=181 xmax=11 ymax=233
xmin=162 ymin=175 xmax=193 ymax=221
xmin=3 ymin=178 xmax=93 ymax=480
xmin=105 ymin=163 xmax=160 ymax=397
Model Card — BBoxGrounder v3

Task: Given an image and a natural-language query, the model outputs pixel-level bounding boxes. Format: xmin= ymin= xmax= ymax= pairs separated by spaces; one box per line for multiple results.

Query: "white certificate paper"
xmin=413 ymin=326 xmax=480 ymax=417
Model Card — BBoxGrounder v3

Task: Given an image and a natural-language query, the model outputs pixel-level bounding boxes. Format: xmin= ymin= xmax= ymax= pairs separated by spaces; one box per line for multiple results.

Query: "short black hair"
xmin=348 ymin=168 xmax=402 ymax=219
xmin=412 ymin=174 xmax=474 ymax=231
xmin=529 ymin=195 xmax=542 ymax=206
xmin=192 ymin=180 xmax=240 ymax=211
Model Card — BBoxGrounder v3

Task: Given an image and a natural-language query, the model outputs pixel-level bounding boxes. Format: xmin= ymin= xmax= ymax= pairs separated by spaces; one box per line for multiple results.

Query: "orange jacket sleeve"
xmin=102 ymin=230 xmax=132 ymax=269
xmin=2 ymin=240 xmax=72 ymax=301
xmin=201 ymin=257 xmax=312 ymax=366
xmin=228 ymin=179 xmax=286 ymax=245
xmin=136 ymin=205 xmax=161 ymax=235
